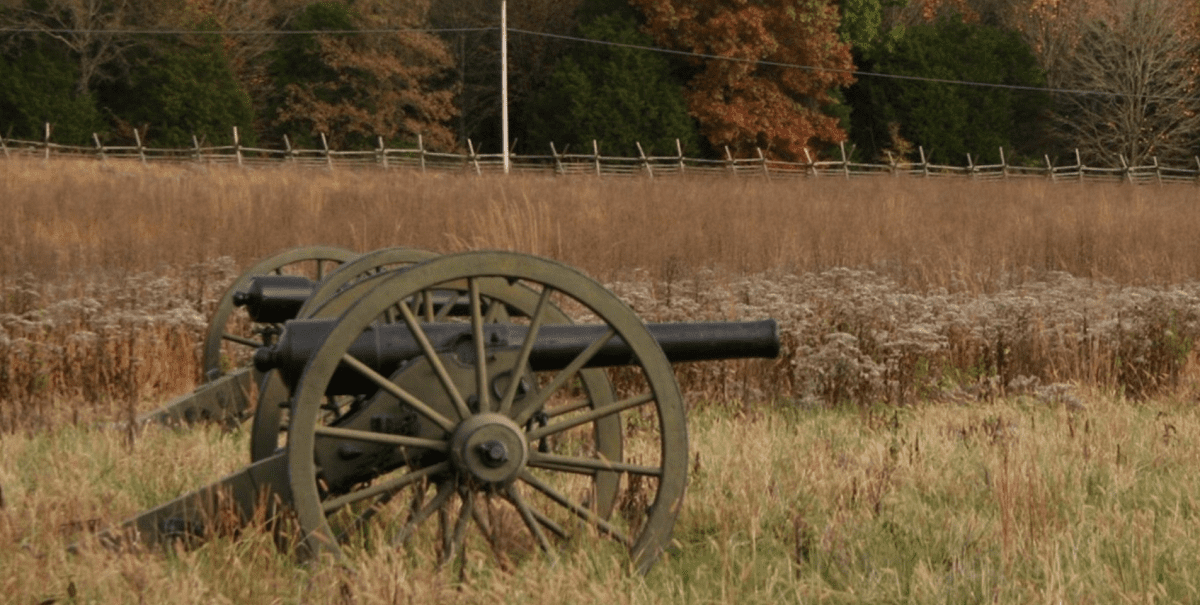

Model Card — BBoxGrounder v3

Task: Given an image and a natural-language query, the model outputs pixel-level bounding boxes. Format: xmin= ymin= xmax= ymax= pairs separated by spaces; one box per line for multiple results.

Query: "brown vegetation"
xmin=4 ymin=157 xmax=1200 ymax=429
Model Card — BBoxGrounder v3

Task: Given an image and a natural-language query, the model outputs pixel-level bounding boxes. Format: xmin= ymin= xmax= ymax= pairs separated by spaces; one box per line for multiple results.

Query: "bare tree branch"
xmin=1051 ymin=0 xmax=1200 ymax=165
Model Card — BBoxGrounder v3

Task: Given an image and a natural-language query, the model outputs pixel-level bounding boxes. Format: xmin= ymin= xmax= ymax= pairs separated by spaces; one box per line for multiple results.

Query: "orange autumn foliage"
xmin=630 ymin=0 xmax=854 ymax=161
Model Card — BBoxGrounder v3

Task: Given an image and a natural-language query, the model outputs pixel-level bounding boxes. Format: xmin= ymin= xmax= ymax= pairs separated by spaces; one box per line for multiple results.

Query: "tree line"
xmin=2 ymin=0 xmax=1197 ymax=167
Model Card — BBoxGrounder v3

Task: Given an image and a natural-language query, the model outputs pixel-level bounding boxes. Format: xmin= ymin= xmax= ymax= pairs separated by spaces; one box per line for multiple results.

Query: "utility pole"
xmin=501 ymin=0 xmax=510 ymax=174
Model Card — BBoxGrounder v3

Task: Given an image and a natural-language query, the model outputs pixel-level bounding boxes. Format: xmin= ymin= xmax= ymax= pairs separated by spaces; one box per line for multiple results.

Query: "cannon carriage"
xmin=107 ymin=247 xmax=780 ymax=574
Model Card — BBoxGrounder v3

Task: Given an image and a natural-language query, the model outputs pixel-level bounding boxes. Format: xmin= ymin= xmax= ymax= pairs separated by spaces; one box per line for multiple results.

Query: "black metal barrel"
xmin=256 ymin=317 xmax=780 ymax=394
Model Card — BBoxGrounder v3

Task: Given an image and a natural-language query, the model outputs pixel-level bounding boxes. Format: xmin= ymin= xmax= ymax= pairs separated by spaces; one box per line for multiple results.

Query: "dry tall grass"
xmin=4 ymin=157 xmax=1200 ymax=289
xmin=5 ymin=158 xmax=1200 ymax=428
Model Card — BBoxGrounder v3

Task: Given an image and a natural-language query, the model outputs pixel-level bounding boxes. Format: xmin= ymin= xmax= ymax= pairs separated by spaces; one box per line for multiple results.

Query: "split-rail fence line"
xmin=4 ymin=123 xmax=1200 ymax=186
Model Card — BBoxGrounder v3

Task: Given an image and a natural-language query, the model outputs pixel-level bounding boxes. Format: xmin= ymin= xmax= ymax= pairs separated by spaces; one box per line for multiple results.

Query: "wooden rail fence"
xmin=4 ymin=124 xmax=1200 ymax=185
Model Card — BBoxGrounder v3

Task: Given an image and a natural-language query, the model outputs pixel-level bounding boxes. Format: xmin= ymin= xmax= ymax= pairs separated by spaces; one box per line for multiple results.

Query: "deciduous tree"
xmin=268 ymin=0 xmax=458 ymax=150
xmin=1050 ymin=0 xmax=1200 ymax=166
xmin=0 ymin=0 xmax=172 ymax=94
xmin=629 ymin=0 xmax=855 ymax=161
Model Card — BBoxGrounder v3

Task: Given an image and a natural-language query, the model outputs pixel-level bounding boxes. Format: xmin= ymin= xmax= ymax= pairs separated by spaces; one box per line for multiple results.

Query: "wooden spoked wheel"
xmin=201 ymin=245 xmax=356 ymax=384
xmin=285 ymin=251 xmax=688 ymax=574
xmin=249 ymin=248 xmax=438 ymax=462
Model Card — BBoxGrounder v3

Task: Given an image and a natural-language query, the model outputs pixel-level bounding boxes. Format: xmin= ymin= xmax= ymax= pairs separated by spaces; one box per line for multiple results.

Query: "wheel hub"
xmin=449 ymin=413 xmax=527 ymax=485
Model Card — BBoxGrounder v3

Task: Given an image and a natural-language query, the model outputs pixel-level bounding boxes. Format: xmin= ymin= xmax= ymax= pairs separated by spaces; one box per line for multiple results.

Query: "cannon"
xmin=102 ymin=249 xmax=780 ymax=574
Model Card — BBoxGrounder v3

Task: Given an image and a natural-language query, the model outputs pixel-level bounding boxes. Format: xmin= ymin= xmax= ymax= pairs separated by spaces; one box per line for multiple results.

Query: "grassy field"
xmin=3 ymin=390 xmax=1199 ymax=603
xmin=3 ymin=158 xmax=1200 ymax=602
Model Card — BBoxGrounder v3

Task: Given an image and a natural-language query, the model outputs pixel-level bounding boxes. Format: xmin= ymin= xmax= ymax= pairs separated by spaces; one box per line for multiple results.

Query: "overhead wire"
xmin=0 ymin=23 xmax=1186 ymax=102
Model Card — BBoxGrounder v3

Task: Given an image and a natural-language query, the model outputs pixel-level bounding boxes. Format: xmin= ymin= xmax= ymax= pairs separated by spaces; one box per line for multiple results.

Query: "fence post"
xmin=133 ymin=128 xmax=147 ymax=165
xmin=418 ymin=134 xmax=426 ymax=173
xmin=1075 ymin=149 xmax=1084 ymax=182
xmin=283 ymin=134 xmax=295 ymax=164
xmin=839 ymin=141 xmax=850 ymax=179
xmin=1119 ymin=154 xmax=1130 ymax=183
xmin=636 ymin=141 xmax=653 ymax=179
xmin=233 ymin=126 xmax=244 ymax=168
xmin=94 ymin=133 xmax=107 ymax=163
xmin=1044 ymin=154 xmax=1055 ymax=182
xmin=998 ymin=147 xmax=1008 ymax=179
xmin=377 ymin=136 xmax=388 ymax=170
xmin=918 ymin=146 xmax=929 ymax=177
xmin=320 ymin=132 xmax=333 ymax=170
xmin=592 ymin=140 xmax=601 ymax=176
xmin=967 ymin=153 xmax=976 ymax=179
xmin=43 ymin=122 xmax=52 ymax=162
xmin=676 ymin=138 xmax=685 ymax=175
xmin=550 ymin=142 xmax=564 ymax=176
xmin=0 ymin=133 xmax=8 ymax=159
xmin=1195 ymin=156 xmax=1200 ymax=185
xmin=804 ymin=148 xmax=817 ymax=178
xmin=191 ymin=134 xmax=202 ymax=163
xmin=756 ymin=147 xmax=770 ymax=181
xmin=1153 ymin=156 xmax=1162 ymax=186
xmin=725 ymin=146 xmax=736 ymax=175
xmin=467 ymin=138 xmax=482 ymax=176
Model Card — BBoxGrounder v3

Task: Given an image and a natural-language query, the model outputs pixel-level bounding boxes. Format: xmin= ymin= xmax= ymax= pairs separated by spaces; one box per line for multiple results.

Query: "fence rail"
xmin=3 ymin=124 xmax=1200 ymax=185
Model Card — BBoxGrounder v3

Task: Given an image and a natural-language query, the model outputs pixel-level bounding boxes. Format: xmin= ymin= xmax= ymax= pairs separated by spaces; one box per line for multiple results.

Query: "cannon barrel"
xmin=232 ymin=275 xmax=317 ymax=323
xmin=234 ymin=274 xmax=509 ymax=323
xmin=256 ymin=317 xmax=780 ymax=394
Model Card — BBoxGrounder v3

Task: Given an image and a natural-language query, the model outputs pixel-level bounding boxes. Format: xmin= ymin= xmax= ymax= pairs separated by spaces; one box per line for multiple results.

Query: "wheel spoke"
xmin=422 ymin=291 xmax=435 ymax=322
xmin=397 ymin=301 xmax=472 ymax=420
xmin=470 ymin=494 xmax=515 ymax=571
xmin=514 ymin=328 xmax=618 ymax=427
xmin=543 ymin=398 xmax=592 ymax=419
xmin=484 ymin=296 xmax=510 ymax=323
xmin=529 ymin=505 xmax=568 ymax=539
xmin=527 ymin=452 xmax=662 ymax=477
xmin=443 ymin=490 xmax=475 ymax=565
xmin=321 ymin=461 xmax=450 ymax=513
xmin=519 ymin=470 xmax=631 ymax=547
xmin=434 ymin=292 xmax=458 ymax=321
xmin=499 ymin=287 xmax=553 ymax=416
xmin=339 ymin=353 xmax=456 ymax=433
xmin=469 ymin=278 xmax=491 ymax=413
xmin=394 ymin=480 xmax=455 ymax=546
xmin=506 ymin=484 xmax=558 ymax=563
xmin=526 ymin=392 xmax=654 ymax=442
xmin=313 ymin=425 xmax=448 ymax=452
xmin=334 ymin=489 xmax=397 ymax=543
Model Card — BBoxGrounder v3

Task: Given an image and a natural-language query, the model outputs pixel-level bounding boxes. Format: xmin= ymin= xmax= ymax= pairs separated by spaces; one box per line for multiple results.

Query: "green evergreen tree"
xmin=99 ymin=26 xmax=255 ymax=148
xmin=523 ymin=11 xmax=699 ymax=157
xmin=265 ymin=2 xmax=357 ymax=148
xmin=0 ymin=40 xmax=104 ymax=145
xmin=846 ymin=18 xmax=1048 ymax=165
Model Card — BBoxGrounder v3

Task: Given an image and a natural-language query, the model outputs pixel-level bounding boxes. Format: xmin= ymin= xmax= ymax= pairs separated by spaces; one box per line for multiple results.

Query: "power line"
xmin=1 ymin=23 xmax=1191 ymax=102
xmin=509 ymin=28 xmax=1190 ymax=103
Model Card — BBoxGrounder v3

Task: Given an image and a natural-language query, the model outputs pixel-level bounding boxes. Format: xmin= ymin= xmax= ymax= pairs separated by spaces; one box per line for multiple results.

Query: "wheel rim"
xmin=285 ymin=251 xmax=687 ymax=574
